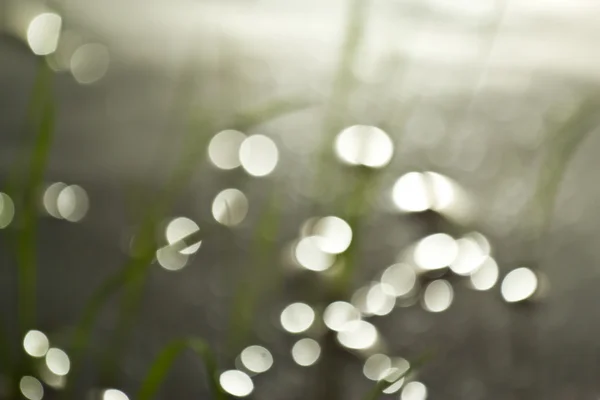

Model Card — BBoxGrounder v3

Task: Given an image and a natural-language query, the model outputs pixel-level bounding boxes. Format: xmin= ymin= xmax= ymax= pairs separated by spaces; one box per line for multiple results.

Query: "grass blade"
xmin=137 ymin=338 xmax=225 ymax=400
xmin=17 ymin=81 xmax=55 ymax=335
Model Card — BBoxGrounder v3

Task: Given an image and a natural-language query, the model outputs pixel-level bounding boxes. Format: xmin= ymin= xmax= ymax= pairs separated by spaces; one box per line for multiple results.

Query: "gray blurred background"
xmin=2 ymin=0 xmax=600 ymax=399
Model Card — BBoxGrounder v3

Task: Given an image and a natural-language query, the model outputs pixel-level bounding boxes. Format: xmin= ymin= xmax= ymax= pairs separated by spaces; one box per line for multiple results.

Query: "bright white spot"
xmin=414 ymin=233 xmax=458 ymax=270
xmin=280 ymin=303 xmax=315 ymax=334
xmin=239 ymin=135 xmax=279 ymax=177
xmin=219 ymin=370 xmax=253 ymax=397
xmin=27 ymin=13 xmax=62 ymax=56
xmin=0 ymin=192 xmax=15 ymax=228
xmin=401 ymin=381 xmax=428 ymax=400
xmin=423 ymin=280 xmax=453 ymax=312
xmin=45 ymin=348 xmax=70 ymax=376
xmin=291 ymin=338 xmax=321 ymax=366
xmin=156 ymin=246 xmax=189 ymax=271
xmin=240 ymin=346 xmax=273 ymax=374
xmin=103 ymin=389 xmax=129 ymax=400
xmin=57 ymin=185 xmax=89 ymax=222
xmin=501 ymin=267 xmax=538 ymax=303
xmin=470 ymin=257 xmax=499 ymax=291
xmin=334 ymin=125 xmax=394 ymax=168
xmin=43 ymin=182 xmax=67 ymax=218
xmin=381 ymin=263 xmax=416 ymax=297
xmin=71 ymin=43 xmax=110 ymax=84
xmin=465 ymin=232 xmax=491 ymax=256
xmin=382 ymin=358 xmax=410 ymax=394
xmin=392 ymin=172 xmax=458 ymax=213
xmin=20 ymin=376 xmax=43 ymax=400
xmin=23 ymin=330 xmax=49 ymax=358
xmin=428 ymin=172 xmax=456 ymax=211
xmin=295 ymin=237 xmax=335 ymax=272
xmin=450 ymin=237 xmax=486 ymax=275
xmin=351 ymin=285 xmax=371 ymax=314
xmin=337 ymin=320 xmax=378 ymax=350
xmin=363 ymin=354 xmax=391 ymax=381
xmin=392 ymin=172 xmax=431 ymax=212
xmin=313 ymin=216 xmax=352 ymax=254
xmin=366 ymin=283 xmax=396 ymax=316
xmin=208 ymin=130 xmax=247 ymax=170
xmin=212 ymin=188 xmax=249 ymax=227
xmin=323 ymin=301 xmax=360 ymax=331
xmin=165 ymin=217 xmax=201 ymax=254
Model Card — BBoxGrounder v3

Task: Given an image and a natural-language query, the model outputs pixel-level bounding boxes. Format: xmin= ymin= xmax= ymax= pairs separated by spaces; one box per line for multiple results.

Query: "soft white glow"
xmin=71 ymin=43 xmax=110 ymax=84
xmin=501 ymin=267 xmax=538 ymax=303
xmin=280 ymin=303 xmax=315 ymax=333
xmin=334 ymin=125 xmax=394 ymax=168
xmin=165 ymin=217 xmax=201 ymax=254
xmin=414 ymin=233 xmax=458 ymax=270
xmin=239 ymin=135 xmax=279 ymax=177
xmin=43 ymin=182 xmax=67 ymax=218
xmin=470 ymin=257 xmax=499 ymax=291
xmin=363 ymin=354 xmax=391 ymax=381
xmin=212 ymin=188 xmax=249 ymax=226
xmin=382 ymin=358 xmax=410 ymax=394
xmin=219 ymin=370 xmax=254 ymax=397
xmin=0 ymin=193 xmax=16 ymax=228
xmin=27 ymin=13 xmax=62 ymax=56
xmin=450 ymin=237 xmax=486 ymax=275
xmin=23 ymin=330 xmax=49 ymax=358
xmin=423 ymin=280 xmax=453 ymax=312
xmin=295 ymin=237 xmax=335 ymax=272
xmin=427 ymin=172 xmax=456 ymax=211
xmin=103 ymin=389 xmax=129 ymax=400
xmin=401 ymin=381 xmax=428 ymax=400
xmin=380 ymin=263 xmax=416 ymax=297
xmin=313 ymin=216 xmax=352 ymax=254
xmin=392 ymin=172 xmax=431 ymax=212
xmin=366 ymin=283 xmax=396 ymax=316
xmin=323 ymin=301 xmax=360 ymax=331
xmin=39 ymin=365 xmax=65 ymax=389
xmin=240 ymin=345 xmax=273 ymax=374
xmin=45 ymin=348 xmax=70 ymax=376
xmin=291 ymin=338 xmax=321 ymax=366
xmin=156 ymin=246 xmax=189 ymax=271
xmin=20 ymin=376 xmax=43 ymax=400
xmin=208 ymin=130 xmax=247 ymax=170
xmin=57 ymin=185 xmax=89 ymax=222
xmin=337 ymin=320 xmax=377 ymax=350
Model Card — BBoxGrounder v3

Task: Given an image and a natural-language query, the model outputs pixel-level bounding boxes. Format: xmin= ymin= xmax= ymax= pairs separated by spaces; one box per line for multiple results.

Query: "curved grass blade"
xmin=530 ymin=97 xmax=600 ymax=244
xmin=137 ymin=338 xmax=225 ymax=400
xmin=17 ymin=84 xmax=55 ymax=336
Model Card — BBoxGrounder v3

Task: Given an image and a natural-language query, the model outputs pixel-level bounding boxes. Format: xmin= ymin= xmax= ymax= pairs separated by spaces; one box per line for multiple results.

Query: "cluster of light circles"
xmin=391 ymin=171 xmax=471 ymax=222
xmin=291 ymin=216 xmax=353 ymax=272
xmin=334 ymin=125 xmax=394 ymax=168
xmin=155 ymin=217 xmax=202 ymax=271
xmin=20 ymin=330 xmax=73 ymax=398
xmin=208 ymin=130 xmax=279 ymax=177
xmin=25 ymin=12 xmax=110 ymax=84
xmin=220 ymin=345 xmax=275 ymax=397
xmin=43 ymin=183 xmax=89 ymax=222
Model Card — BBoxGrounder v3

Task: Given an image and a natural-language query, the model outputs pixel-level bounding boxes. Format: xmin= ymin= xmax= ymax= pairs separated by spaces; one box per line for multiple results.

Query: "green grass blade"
xmin=17 ymin=84 xmax=55 ymax=335
xmin=530 ymin=97 xmax=600 ymax=243
xmin=227 ymin=189 xmax=281 ymax=354
xmin=137 ymin=338 xmax=225 ymax=400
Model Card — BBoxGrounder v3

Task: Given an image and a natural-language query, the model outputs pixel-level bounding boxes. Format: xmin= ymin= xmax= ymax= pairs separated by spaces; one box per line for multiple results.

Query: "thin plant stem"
xmin=137 ymin=337 xmax=225 ymax=400
xmin=226 ymin=188 xmax=281 ymax=355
